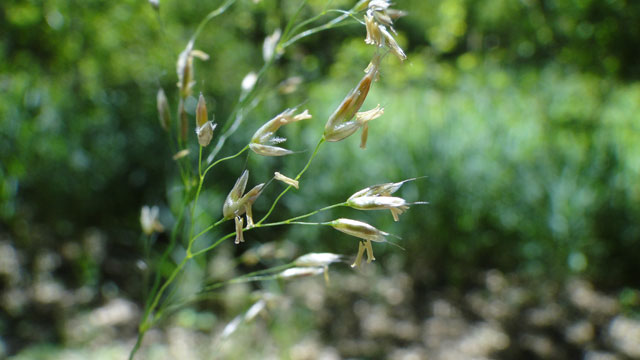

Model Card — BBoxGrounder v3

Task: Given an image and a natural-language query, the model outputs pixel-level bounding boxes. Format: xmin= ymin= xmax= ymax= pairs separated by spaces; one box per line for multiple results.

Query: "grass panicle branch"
xmin=132 ymin=1 xmax=416 ymax=358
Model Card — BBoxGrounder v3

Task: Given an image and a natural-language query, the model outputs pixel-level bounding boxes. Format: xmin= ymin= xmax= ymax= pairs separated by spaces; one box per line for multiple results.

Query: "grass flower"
xmin=324 ymin=54 xmax=382 ymax=143
xmin=277 ymin=267 xmax=325 ymax=279
xmin=349 ymin=177 xmax=422 ymax=198
xmin=140 ymin=206 xmax=164 ymax=235
xmin=223 ymin=170 xmax=265 ymax=233
xmin=172 ymin=149 xmax=190 ymax=160
xmin=363 ymin=0 xmax=407 ymax=61
xmin=195 ymin=93 xmax=216 ymax=147
xmin=176 ymin=42 xmax=209 ymax=99
xmin=329 ymin=218 xmax=390 ymax=267
xmin=347 ymin=196 xmax=410 ymax=221
xmin=294 ymin=253 xmax=343 ymax=267
xmin=250 ymin=108 xmax=311 ymax=156
xmin=263 ymin=28 xmax=281 ymax=62
xmin=294 ymin=252 xmax=343 ymax=283
xmin=348 ymin=177 xmax=426 ymax=221
xmin=156 ymin=88 xmax=171 ymax=131
xmin=274 ymin=172 xmax=299 ymax=189
xmin=355 ymin=104 xmax=384 ymax=149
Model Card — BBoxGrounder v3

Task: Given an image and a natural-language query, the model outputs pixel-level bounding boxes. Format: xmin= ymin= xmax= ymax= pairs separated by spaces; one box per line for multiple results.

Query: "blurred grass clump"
xmin=1 ymin=0 xmax=640 ymax=356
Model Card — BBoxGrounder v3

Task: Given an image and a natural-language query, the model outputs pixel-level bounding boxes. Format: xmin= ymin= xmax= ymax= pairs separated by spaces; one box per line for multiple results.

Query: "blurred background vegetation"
xmin=1 ymin=0 xmax=640 ymax=358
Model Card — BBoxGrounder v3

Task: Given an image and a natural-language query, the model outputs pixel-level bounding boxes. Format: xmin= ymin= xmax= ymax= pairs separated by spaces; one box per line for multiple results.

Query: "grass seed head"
xmin=140 ymin=206 xmax=164 ymax=235
xmin=196 ymin=93 xmax=208 ymax=127
xmin=196 ymin=121 xmax=216 ymax=147
xmin=250 ymin=108 xmax=311 ymax=156
xmin=156 ymin=88 xmax=171 ymax=131
xmin=324 ymin=55 xmax=381 ymax=143
xmin=294 ymin=253 xmax=343 ymax=267
xmin=274 ymin=172 xmax=299 ymax=189
xmin=223 ymin=170 xmax=264 ymax=228
xmin=330 ymin=218 xmax=389 ymax=243
xmin=278 ymin=267 xmax=325 ymax=279
xmin=363 ymin=0 xmax=407 ymax=61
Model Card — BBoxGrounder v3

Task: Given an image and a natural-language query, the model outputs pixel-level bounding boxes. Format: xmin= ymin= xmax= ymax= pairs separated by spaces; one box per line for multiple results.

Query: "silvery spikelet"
xmin=250 ymin=108 xmax=311 ymax=156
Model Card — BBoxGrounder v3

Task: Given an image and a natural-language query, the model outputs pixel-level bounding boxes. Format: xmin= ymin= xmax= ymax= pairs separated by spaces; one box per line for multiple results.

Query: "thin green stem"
xmin=198 ymin=145 xmax=203 ymax=178
xmin=257 ymin=137 xmax=325 ymax=225
xmin=203 ymin=145 xmax=249 ymax=178
xmin=140 ymin=255 xmax=189 ymax=333
xmin=192 ymin=232 xmax=236 ymax=258
xmin=280 ymin=0 xmax=309 ymax=43
xmin=203 ymin=262 xmax=294 ymax=292
xmin=155 ymin=262 xmax=295 ymax=321
xmin=206 ymin=61 xmax=271 ymax=164
xmin=258 ymin=221 xmax=324 ymax=228
xmin=187 ymin=146 xmax=205 ymax=255
xmin=142 ymin=194 xmax=189 ymax=318
xmin=190 ymin=0 xmax=237 ymax=45
xmin=190 ymin=217 xmax=227 ymax=250
xmin=263 ymin=203 xmax=346 ymax=227
xmin=128 ymin=334 xmax=143 ymax=360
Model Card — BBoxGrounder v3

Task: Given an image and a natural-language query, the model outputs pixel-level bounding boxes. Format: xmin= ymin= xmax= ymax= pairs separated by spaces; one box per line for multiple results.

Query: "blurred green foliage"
xmin=1 ymin=0 xmax=640 ymax=354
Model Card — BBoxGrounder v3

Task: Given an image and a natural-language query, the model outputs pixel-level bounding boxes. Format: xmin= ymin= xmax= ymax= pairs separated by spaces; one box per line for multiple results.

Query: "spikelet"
xmin=156 ymin=88 xmax=171 ymax=131
xmin=274 ymin=172 xmax=299 ymax=189
xmin=324 ymin=55 xmax=382 ymax=143
xmin=223 ymin=170 xmax=265 ymax=240
xmin=250 ymin=108 xmax=311 ymax=156
xmin=195 ymin=93 xmax=216 ymax=147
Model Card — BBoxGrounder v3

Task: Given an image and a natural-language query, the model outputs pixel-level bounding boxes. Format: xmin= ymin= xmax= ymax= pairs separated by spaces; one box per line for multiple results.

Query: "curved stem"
xmin=187 ymin=147 xmax=205 ymax=255
xmin=190 ymin=0 xmax=237 ymax=45
xmin=203 ymin=145 xmax=249 ymax=178
xmin=140 ymin=255 xmax=190 ymax=332
xmin=189 ymin=217 xmax=227 ymax=250
xmin=262 ymin=203 xmax=346 ymax=227
xmin=192 ymin=232 xmax=236 ymax=258
xmin=282 ymin=12 xmax=355 ymax=49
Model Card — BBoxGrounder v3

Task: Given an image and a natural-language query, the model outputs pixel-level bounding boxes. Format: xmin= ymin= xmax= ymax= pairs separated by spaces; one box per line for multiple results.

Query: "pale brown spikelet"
xmin=176 ymin=43 xmax=209 ymax=99
xmin=140 ymin=206 xmax=164 ymax=235
xmin=379 ymin=24 xmax=407 ymax=61
xmin=194 ymin=93 xmax=216 ymax=146
xmin=363 ymin=0 xmax=407 ymax=61
xmin=356 ymin=105 xmax=384 ymax=149
xmin=274 ymin=172 xmax=299 ymax=189
xmin=196 ymin=122 xmax=216 ymax=147
xmin=223 ymin=170 xmax=264 ymax=234
xmin=196 ymin=93 xmax=207 ymax=127
xmin=364 ymin=14 xmax=382 ymax=46
xmin=156 ymin=88 xmax=171 ymax=131
xmin=172 ymin=149 xmax=190 ymax=160
xmin=324 ymin=54 xmax=382 ymax=143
